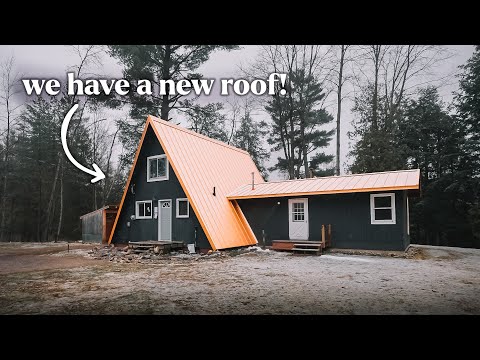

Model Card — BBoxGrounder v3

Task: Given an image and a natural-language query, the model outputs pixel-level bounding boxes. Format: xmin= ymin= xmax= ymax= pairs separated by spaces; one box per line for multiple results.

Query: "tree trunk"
xmin=37 ymin=178 xmax=42 ymax=242
xmin=289 ymin=116 xmax=295 ymax=179
xmin=301 ymin=119 xmax=309 ymax=178
xmin=56 ymin=161 xmax=64 ymax=242
xmin=372 ymin=46 xmax=381 ymax=132
xmin=161 ymin=45 xmax=172 ymax=120
xmin=0 ymin=99 xmax=11 ymax=241
xmin=335 ymin=45 xmax=345 ymax=176
xmin=44 ymin=157 xmax=61 ymax=242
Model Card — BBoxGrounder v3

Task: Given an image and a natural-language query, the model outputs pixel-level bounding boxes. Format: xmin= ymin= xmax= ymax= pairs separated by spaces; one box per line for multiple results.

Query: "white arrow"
xmin=61 ymin=104 xmax=105 ymax=184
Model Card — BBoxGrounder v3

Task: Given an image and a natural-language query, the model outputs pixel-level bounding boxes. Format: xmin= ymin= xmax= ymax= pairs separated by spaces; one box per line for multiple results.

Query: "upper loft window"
xmin=147 ymin=154 xmax=168 ymax=182
xmin=370 ymin=193 xmax=396 ymax=225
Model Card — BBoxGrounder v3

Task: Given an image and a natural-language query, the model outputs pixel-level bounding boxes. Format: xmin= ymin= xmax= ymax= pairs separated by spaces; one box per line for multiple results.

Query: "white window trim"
xmin=370 ymin=193 xmax=396 ymax=225
xmin=176 ymin=198 xmax=189 ymax=218
xmin=147 ymin=154 xmax=169 ymax=182
xmin=136 ymin=200 xmax=153 ymax=219
xmin=407 ymin=197 xmax=410 ymax=235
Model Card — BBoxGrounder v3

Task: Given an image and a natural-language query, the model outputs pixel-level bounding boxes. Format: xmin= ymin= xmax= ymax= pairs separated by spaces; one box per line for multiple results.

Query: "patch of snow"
xmin=321 ymin=255 xmax=377 ymax=263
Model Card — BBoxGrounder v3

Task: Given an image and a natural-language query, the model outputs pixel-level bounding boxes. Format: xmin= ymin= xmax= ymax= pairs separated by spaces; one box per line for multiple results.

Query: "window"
xmin=136 ymin=200 xmax=152 ymax=219
xmin=292 ymin=202 xmax=305 ymax=222
xmin=147 ymin=155 xmax=168 ymax=182
xmin=176 ymin=198 xmax=189 ymax=218
xmin=370 ymin=193 xmax=396 ymax=224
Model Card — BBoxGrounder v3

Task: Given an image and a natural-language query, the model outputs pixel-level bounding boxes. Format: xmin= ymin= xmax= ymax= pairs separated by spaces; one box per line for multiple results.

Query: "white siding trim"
xmin=407 ymin=197 xmax=410 ymax=235
xmin=370 ymin=193 xmax=396 ymax=225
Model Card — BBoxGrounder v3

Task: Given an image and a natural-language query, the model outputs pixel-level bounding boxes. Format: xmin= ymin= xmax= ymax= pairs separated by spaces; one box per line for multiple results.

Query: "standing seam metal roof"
xmin=227 ymin=169 xmax=420 ymax=199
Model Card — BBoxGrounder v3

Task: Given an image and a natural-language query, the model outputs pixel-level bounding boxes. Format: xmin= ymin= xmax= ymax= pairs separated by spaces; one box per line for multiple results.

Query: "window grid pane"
xmin=149 ymin=159 xmax=157 ymax=179
xmin=158 ymin=158 xmax=166 ymax=177
xmin=139 ymin=203 xmax=145 ymax=217
xmin=375 ymin=209 xmax=392 ymax=220
xmin=178 ymin=200 xmax=188 ymax=216
xmin=292 ymin=202 xmax=305 ymax=222
xmin=374 ymin=196 xmax=391 ymax=208
xmin=145 ymin=203 xmax=151 ymax=217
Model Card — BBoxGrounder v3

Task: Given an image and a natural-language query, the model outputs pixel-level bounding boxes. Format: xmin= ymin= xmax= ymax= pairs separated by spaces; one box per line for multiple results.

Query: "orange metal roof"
xmin=227 ymin=169 xmax=420 ymax=199
xmin=108 ymin=116 xmax=263 ymax=250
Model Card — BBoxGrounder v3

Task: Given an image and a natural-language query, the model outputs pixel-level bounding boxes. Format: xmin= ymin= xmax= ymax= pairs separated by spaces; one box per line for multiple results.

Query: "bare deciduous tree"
xmin=0 ymin=56 xmax=22 ymax=241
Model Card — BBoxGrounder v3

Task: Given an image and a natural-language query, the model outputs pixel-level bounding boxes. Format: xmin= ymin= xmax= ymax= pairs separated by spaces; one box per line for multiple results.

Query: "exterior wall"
xmin=237 ymin=190 xmax=409 ymax=251
xmin=81 ymin=209 xmax=103 ymax=242
xmin=111 ymin=126 xmax=211 ymax=249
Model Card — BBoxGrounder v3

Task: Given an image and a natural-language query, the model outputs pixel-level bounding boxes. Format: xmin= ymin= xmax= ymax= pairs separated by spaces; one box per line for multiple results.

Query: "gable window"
xmin=136 ymin=200 xmax=152 ymax=219
xmin=176 ymin=198 xmax=189 ymax=218
xmin=370 ymin=193 xmax=396 ymax=225
xmin=147 ymin=155 xmax=168 ymax=182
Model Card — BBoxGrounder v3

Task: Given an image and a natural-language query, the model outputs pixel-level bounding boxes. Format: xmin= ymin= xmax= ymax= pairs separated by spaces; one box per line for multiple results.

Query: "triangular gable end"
xmin=108 ymin=116 xmax=261 ymax=250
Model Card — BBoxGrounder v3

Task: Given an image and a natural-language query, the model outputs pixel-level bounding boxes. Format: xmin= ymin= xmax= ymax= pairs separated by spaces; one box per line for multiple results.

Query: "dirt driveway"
xmin=0 ymin=242 xmax=479 ymax=314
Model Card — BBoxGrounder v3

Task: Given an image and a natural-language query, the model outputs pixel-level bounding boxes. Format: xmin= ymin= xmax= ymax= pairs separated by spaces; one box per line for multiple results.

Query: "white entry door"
xmin=288 ymin=198 xmax=309 ymax=240
xmin=158 ymin=200 xmax=172 ymax=241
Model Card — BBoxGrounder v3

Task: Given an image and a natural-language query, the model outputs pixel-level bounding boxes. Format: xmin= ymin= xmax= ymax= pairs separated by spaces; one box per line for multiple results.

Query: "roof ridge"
xmin=149 ymin=116 xmax=250 ymax=155
xmin=239 ymin=169 xmax=420 ymax=187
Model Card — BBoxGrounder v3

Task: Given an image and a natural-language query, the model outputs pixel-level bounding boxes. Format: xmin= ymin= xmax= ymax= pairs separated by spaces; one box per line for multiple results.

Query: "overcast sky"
xmin=0 ymin=45 xmax=475 ymax=180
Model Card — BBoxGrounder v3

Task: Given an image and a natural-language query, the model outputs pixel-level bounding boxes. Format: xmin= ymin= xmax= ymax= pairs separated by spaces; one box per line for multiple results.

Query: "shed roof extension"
xmin=227 ymin=169 xmax=420 ymax=200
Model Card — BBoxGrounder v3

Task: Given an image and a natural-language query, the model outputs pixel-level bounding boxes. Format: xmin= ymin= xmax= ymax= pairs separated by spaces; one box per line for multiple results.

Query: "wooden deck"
xmin=272 ymin=226 xmax=331 ymax=256
xmin=271 ymin=240 xmax=322 ymax=251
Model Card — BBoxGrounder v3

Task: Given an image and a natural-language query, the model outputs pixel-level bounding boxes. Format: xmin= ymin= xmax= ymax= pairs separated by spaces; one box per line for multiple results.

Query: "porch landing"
xmin=271 ymin=240 xmax=322 ymax=251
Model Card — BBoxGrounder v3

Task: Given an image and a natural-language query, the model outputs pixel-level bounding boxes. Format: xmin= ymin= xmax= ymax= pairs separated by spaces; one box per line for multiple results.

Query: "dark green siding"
xmin=238 ymin=190 xmax=409 ymax=251
xmin=111 ymin=125 xmax=211 ymax=249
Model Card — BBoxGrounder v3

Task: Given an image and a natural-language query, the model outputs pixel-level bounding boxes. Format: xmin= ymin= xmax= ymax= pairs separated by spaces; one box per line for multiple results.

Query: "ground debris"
xmin=86 ymin=244 xmax=270 ymax=264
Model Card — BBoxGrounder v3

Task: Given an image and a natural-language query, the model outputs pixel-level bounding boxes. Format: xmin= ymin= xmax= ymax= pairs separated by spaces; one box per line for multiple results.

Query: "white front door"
xmin=158 ymin=200 xmax=172 ymax=241
xmin=288 ymin=198 xmax=309 ymax=240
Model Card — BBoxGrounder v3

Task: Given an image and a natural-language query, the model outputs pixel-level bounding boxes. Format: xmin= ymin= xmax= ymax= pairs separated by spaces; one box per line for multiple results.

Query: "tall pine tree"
xmin=233 ymin=106 xmax=269 ymax=179
xmin=266 ymin=69 xmax=334 ymax=179
xmin=455 ymin=45 xmax=480 ymax=245
xmin=399 ymin=87 xmax=472 ymax=247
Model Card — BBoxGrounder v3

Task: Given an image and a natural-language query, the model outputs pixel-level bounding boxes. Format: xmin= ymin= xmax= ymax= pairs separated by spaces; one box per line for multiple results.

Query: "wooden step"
xmin=293 ymin=243 xmax=321 ymax=248
xmin=292 ymin=248 xmax=320 ymax=254
xmin=292 ymin=248 xmax=321 ymax=252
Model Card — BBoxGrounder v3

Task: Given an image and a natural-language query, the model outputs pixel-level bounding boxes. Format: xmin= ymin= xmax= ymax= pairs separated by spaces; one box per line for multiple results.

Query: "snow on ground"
xmin=0 ymin=244 xmax=479 ymax=314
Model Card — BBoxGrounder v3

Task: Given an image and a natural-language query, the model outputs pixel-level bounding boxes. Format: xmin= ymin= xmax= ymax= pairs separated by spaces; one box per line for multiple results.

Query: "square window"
xmin=147 ymin=155 xmax=168 ymax=182
xmin=176 ymin=198 xmax=189 ymax=218
xmin=370 ymin=193 xmax=396 ymax=224
xmin=136 ymin=200 xmax=153 ymax=219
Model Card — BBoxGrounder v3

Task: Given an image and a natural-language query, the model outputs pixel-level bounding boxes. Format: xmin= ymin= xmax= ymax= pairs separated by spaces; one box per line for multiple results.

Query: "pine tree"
xmin=399 ymin=87 xmax=472 ymax=247
xmin=455 ymin=45 xmax=480 ymax=245
xmin=233 ymin=107 xmax=269 ymax=179
xmin=184 ymin=101 xmax=228 ymax=142
xmin=265 ymin=69 xmax=334 ymax=179
xmin=349 ymin=85 xmax=405 ymax=173
xmin=105 ymin=45 xmax=239 ymax=169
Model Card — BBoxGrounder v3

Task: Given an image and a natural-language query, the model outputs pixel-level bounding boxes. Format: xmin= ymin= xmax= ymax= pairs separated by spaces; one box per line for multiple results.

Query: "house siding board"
xmin=238 ymin=190 xmax=408 ymax=251
xmin=111 ymin=126 xmax=210 ymax=249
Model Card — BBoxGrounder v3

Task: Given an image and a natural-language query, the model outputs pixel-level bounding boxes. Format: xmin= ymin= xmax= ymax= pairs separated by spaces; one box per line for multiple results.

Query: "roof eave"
xmin=227 ymin=185 xmax=420 ymax=200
